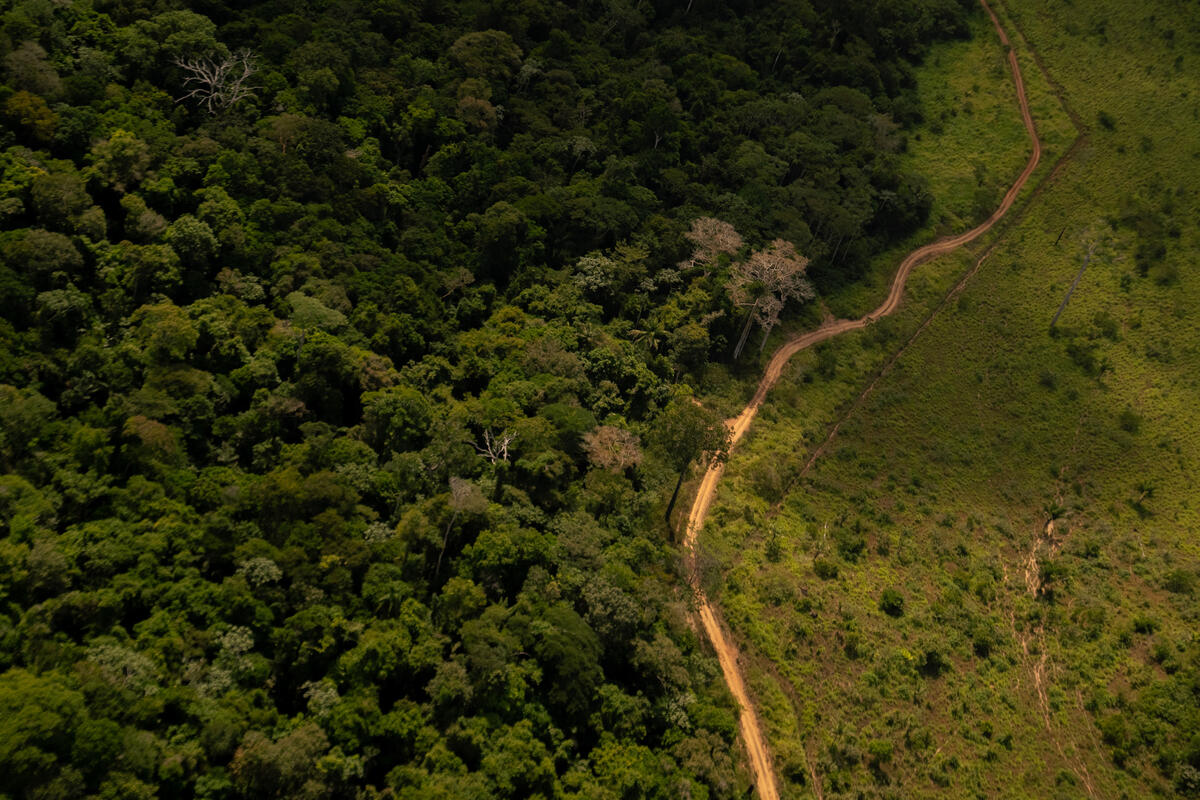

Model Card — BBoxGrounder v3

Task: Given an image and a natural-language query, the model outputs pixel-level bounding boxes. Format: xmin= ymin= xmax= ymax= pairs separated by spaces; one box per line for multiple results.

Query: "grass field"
xmin=695 ymin=1 xmax=1200 ymax=797
xmin=693 ymin=4 xmax=1078 ymax=421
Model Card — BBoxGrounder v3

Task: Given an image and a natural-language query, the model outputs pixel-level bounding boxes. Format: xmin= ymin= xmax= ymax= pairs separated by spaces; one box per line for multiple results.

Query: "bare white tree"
xmin=679 ymin=217 xmax=743 ymax=276
xmin=473 ymin=428 xmax=515 ymax=464
xmin=728 ymin=239 xmax=815 ymax=359
xmin=173 ymin=50 xmax=258 ymax=113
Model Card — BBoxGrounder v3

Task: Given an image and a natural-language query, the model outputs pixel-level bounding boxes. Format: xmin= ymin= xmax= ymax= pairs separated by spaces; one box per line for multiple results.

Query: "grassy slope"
xmin=699 ymin=1 xmax=1200 ymax=798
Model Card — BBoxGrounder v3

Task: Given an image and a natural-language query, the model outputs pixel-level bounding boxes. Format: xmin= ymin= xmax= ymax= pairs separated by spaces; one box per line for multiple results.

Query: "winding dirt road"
xmin=682 ymin=3 xmax=1041 ymax=797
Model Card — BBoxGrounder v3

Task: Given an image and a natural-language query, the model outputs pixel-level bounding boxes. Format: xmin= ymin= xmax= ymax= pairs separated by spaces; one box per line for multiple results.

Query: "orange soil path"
xmin=682 ymin=2 xmax=1041 ymax=797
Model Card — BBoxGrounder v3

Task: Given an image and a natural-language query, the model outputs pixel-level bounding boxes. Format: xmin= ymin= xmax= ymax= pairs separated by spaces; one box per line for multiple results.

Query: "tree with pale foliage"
xmin=728 ymin=238 xmax=815 ymax=359
xmin=583 ymin=425 xmax=643 ymax=472
xmin=679 ymin=217 xmax=743 ymax=275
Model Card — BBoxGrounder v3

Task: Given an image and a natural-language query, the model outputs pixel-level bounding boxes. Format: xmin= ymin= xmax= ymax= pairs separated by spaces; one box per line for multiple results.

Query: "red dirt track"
xmin=682 ymin=2 xmax=1041 ymax=797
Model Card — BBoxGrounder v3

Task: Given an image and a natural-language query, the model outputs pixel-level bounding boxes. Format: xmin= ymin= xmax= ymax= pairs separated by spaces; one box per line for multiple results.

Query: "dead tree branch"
xmin=173 ymin=50 xmax=258 ymax=113
xmin=473 ymin=429 xmax=515 ymax=464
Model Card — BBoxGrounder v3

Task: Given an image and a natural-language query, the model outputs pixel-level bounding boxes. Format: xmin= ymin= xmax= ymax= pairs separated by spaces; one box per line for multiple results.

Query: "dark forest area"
xmin=0 ymin=0 xmax=973 ymax=796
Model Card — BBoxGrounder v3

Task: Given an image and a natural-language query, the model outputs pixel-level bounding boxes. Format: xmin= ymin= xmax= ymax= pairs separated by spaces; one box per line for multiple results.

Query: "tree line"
xmin=0 ymin=0 xmax=975 ymax=796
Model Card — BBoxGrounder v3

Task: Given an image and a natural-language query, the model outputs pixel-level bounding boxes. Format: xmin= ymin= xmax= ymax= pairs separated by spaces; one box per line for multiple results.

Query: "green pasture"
xmin=699 ymin=1 xmax=1200 ymax=797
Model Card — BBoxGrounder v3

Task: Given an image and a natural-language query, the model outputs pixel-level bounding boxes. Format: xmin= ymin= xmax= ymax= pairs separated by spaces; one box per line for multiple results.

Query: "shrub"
xmin=749 ymin=457 xmax=789 ymax=504
xmin=867 ymin=739 xmax=893 ymax=765
xmin=1150 ymin=261 xmax=1179 ymax=285
xmin=843 ymin=631 xmax=862 ymax=660
xmin=834 ymin=524 xmax=866 ymax=562
xmin=1118 ymin=407 xmax=1141 ymax=434
xmin=905 ymin=726 xmax=932 ymax=751
xmin=969 ymin=620 xmax=997 ymax=657
xmin=765 ymin=534 xmax=782 ymax=563
xmin=1066 ymin=340 xmax=1100 ymax=375
xmin=1092 ymin=311 xmax=1120 ymax=341
xmin=813 ymin=558 xmax=839 ymax=580
xmin=1163 ymin=569 xmax=1196 ymax=595
xmin=919 ymin=646 xmax=951 ymax=678
xmin=1135 ymin=238 xmax=1166 ymax=276
xmin=879 ymin=588 xmax=905 ymax=617
xmin=815 ymin=342 xmax=837 ymax=378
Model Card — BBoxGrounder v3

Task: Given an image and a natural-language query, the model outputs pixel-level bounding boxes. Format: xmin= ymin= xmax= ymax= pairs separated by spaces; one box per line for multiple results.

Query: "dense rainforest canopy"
xmin=0 ymin=0 xmax=974 ymax=796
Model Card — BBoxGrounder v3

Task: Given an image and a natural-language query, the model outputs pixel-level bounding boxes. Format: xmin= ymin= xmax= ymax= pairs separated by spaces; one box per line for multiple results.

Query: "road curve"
xmin=682 ymin=2 xmax=1040 ymax=798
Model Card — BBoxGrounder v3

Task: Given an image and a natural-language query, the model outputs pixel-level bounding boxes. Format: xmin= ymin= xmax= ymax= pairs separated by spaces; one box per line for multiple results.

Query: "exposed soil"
xmin=682 ymin=2 xmax=1043 ymax=796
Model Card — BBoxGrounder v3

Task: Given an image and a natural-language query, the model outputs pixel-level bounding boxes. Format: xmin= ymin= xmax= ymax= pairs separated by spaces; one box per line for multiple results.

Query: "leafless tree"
xmin=679 ymin=217 xmax=743 ymax=276
xmin=728 ymin=239 xmax=815 ymax=359
xmin=439 ymin=266 xmax=475 ymax=300
xmin=436 ymin=477 xmax=488 ymax=578
xmin=473 ymin=428 xmax=515 ymax=464
xmin=583 ymin=425 xmax=643 ymax=472
xmin=1050 ymin=227 xmax=1119 ymax=330
xmin=173 ymin=50 xmax=258 ymax=113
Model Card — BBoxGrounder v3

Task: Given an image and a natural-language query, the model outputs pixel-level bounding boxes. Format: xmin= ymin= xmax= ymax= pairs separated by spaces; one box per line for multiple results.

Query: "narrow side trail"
xmin=683 ymin=2 xmax=1040 ymax=797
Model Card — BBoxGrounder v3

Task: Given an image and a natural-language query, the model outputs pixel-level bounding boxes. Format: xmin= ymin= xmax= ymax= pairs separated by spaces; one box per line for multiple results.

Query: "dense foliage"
xmin=0 ymin=0 xmax=974 ymax=796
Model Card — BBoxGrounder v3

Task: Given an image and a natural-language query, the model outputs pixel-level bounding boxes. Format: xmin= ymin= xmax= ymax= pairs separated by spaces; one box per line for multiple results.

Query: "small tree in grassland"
xmin=879 ymin=588 xmax=905 ymax=617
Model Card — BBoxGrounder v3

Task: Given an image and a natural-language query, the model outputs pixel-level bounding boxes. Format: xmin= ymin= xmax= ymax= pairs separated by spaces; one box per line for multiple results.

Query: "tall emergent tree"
xmin=654 ymin=399 xmax=730 ymax=532
xmin=728 ymin=239 xmax=815 ymax=359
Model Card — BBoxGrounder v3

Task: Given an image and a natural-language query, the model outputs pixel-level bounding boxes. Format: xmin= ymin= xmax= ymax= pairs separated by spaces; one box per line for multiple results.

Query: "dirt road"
xmin=682 ymin=2 xmax=1041 ymax=797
